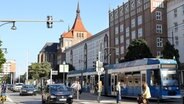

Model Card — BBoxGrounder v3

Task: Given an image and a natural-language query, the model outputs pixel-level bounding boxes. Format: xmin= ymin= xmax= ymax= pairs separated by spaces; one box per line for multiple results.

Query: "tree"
xmin=67 ymin=63 xmax=76 ymax=71
xmin=28 ymin=62 xmax=51 ymax=80
xmin=122 ymin=39 xmax=153 ymax=62
xmin=0 ymin=40 xmax=6 ymax=72
xmin=162 ymin=42 xmax=180 ymax=64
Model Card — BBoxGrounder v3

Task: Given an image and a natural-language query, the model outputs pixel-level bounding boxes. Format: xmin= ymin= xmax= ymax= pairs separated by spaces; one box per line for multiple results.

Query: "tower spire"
xmin=76 ymin=1 xmax=80 ymax=18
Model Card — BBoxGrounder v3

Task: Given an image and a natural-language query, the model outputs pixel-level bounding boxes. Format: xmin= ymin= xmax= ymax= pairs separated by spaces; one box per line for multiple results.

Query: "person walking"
xmin=116 ymin=81 xmax=121 ymax=104
xmin=142 ymin=82 xmax=151 ymax=104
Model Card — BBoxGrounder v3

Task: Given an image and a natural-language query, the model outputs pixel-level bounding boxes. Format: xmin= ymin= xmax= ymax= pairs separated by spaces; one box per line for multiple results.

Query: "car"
xmin=42 ymin=84 xmax=73 ymax=104
xmin=13 ymin=83 xmax=24 ymax=92
xmin=20 ymin=85 xmax=37 ymax=96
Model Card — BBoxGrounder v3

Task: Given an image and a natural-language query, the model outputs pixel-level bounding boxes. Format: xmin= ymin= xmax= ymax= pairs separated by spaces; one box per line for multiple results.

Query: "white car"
xmin=13 ymin=83 xmax=24 ymax=92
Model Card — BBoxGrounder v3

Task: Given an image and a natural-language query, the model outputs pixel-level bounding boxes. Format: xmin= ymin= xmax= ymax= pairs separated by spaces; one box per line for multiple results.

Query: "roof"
xmin=62 ymin=2 xmax=91 ymax=38
xmin=40 ymin=42 xmax=58 ymax=53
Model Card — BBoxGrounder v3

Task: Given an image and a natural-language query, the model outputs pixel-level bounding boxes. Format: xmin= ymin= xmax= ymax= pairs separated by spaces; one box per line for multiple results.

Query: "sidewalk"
xmin=74 ymin=92 xmax=136 ymax=104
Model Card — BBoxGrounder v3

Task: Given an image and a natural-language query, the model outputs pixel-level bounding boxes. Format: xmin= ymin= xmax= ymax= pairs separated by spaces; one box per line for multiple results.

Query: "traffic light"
xmin=47 ymin=16 xmax=53 ymax=28
xmin=93 ymin=61 xmax=97 ymax=68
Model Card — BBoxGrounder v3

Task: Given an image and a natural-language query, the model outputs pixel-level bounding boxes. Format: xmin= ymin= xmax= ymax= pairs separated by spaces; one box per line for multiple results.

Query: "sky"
xmin=0 ymin=0 xmax=127 ymax=77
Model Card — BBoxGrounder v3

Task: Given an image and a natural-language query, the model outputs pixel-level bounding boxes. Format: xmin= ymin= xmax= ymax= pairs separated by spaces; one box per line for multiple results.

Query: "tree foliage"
xmin=162 ymin=42 xmax=180 ymax=64
xmin=0 ymin=40 xmax=6 ymax=72
xmin=123 ymin=39 xmax=153 ymax=61
xmin=28 ymin=62 xmax=51 ymax=80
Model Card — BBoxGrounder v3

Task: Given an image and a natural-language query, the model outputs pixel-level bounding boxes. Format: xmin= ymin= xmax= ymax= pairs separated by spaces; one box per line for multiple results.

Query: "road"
xmin=4 ymin=91 xmax=184 ymax=104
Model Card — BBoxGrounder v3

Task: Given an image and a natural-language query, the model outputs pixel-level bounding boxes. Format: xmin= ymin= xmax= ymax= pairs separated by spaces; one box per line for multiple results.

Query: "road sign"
xmin=59 ymin=64 xmax=69 ymax=73
xmin=52 ymin=70 xmax=58 ymax=75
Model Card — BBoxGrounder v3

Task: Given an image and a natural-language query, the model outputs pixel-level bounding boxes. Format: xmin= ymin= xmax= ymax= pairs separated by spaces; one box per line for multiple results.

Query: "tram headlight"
xmin=163 ymin=86 xmax=168 ymax=90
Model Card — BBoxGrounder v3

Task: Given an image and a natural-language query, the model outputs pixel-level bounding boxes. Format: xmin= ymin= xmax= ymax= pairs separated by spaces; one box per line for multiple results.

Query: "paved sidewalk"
xmin=74 ymin=92 xmax=136 ymax=104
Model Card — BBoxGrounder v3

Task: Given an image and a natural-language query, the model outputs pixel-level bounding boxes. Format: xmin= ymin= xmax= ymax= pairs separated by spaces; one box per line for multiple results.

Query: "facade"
xmin=167 ymin=0 xmax=184 ymax=63
xmin=109 ymin=0 xmax=168 ymax=64
xmin=57 ymin=3 xmax=91 ymax=65
xmin=37 ymin=42 xmax=58 ymax=69
xmin=65 ymin=28 xmax=109 ymax=71
xmin=167 ymin=0 xmax=184 ymax=84
xmin=2 ymin=60 xmax=16 ymax=84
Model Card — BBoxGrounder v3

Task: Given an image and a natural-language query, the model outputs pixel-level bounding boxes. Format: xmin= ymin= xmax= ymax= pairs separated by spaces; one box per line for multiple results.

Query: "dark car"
xmin=42 ymin=84 xmax=73 ymax=104
xmin=19 ymin=85 xmax=37 ymax=96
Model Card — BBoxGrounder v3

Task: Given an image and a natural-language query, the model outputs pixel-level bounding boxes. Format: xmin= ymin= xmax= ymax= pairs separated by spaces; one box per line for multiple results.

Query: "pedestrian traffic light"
xmin=93 ymin=61 xmax=96 ymax=68
xmin=47 ymin=16 xmax=53 ymax=28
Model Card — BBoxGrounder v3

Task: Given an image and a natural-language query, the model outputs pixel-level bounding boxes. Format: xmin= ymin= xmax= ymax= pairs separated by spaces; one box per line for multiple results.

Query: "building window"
xmin=156 ymin=11 xmax=162 ymax=20
xmin=126 ymin=27 xmax=130 ymax=37
xmin=156 ymin=24 xmax=162 ymax=33
xmin=157 ymin=37 xmax=163 ymax=47
xmin=115 ymin=37 xmax=119 ymax=45
xmin=121 ymin=46 xmax=124 ymax=54
xmin=157 ymin=51 xmax=162 ymax=57
xmin=126 ymin=39 xmax=130 ymax=49
xmin=175 ymin=36 xmax=179 ymax=46
xmin=138 ymin=28 xmax=143 ymax=37
xmin=115 ymin=48 xmax=119 ymax=56
xmin=120 ymin=35 xmax=124 ymax=43
xmin=131 ymin=30 xmax=136 ymax=40
xmin=131 ymin=18 xmax=135 ymax=28
xmin=120 ymin=24 xmax=124 ymax=33
xmin=115 ymin=26 xmax=119 ymax=34
xmin=138 ymin=15 xmax=142 ymax=25
xmin=183 ymin=5 xmax=184 ymax=14
xmin=174 ymin=9 xmax=177 ymax=17
xmin=116 ymin=58 xmax=119 ymax=64
xmin=174 ymin=22 xmax=178 ymax=32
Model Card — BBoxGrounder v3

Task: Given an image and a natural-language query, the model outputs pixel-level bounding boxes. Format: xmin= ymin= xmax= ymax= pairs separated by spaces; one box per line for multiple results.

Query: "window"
xmin=183 ymin=5 xmax=184 ymax=14
xmin=157 ymin=37 xmax=163 ymax=47
xmin=120 ymin=35 xmax=124 ymax=43
xmin=175 ymin=36 xmax=179 ymax=46
xmin=131 ymin=18 xmax=135 ymax=28
xmin=156 ymin=24 xmax=162 ymax=33
xmin=115 ymin=37 xmax=119 ymax=45
xmin=121 ymin=46 xmax=124 ymax=54
xmin=138 ymin=15 xmax=142 ymax=25
xmin=131 ymin=1 xmax=135 ymax=8
xmin=126 ymin=27 xmax=130 ymax=37
xmin=174 ymin=22 xmax=178 ymax=32
xmin=174 ymin=9 xmax=177 ymax=17
xmin=131 ymin=30 xmax=136 ymax=40
xmin=157 ymin=51 xmax=161 ymax=57
xmin=115 ymin=26 xmax=119 ymax=34
xmin=138 ymin=28 xmax=143 ymax=37
xmin=126 ymin=39 xmax=130 ymax=49
xmin=156 ymin=11 xmax=162 ymax=20
xmin=116 ymin=48 xmax=119 ymax=56
xmin=120 ymin=24 xmax=124 ymax=33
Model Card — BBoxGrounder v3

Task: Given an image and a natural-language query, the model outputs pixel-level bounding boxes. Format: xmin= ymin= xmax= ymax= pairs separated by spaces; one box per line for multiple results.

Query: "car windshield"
xmin=50 ymin=84 xmax=68 ymax=92
xmin=161 ymin=69 xmax=179 ymax=86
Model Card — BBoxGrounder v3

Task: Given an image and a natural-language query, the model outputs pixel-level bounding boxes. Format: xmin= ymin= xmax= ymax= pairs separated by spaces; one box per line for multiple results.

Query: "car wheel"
xmin=19 ymin=93 xmax=22 ymax=96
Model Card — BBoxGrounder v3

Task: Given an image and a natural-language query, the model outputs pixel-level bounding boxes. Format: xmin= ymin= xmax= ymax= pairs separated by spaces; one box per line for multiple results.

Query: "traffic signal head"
xmin=47 ymin=16 xmax=53 ymax=28
xmin=93 ymin=61 xmax=96 ymax=68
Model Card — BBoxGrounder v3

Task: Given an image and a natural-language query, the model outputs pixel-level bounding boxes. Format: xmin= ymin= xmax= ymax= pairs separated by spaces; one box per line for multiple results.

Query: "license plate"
xmin=28 ymin=91 xmax=33 ymax=93
xmin=59 ymin=99 xmax=66 ymax=101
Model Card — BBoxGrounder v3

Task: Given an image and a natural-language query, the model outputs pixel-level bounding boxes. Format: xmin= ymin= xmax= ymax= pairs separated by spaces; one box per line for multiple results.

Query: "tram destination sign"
xmin=161 ymin=64 xmax=177 ymax=68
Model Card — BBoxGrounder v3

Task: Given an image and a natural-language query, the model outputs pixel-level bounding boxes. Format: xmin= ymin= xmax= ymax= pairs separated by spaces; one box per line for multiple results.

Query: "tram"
xmin=67 ymin=58 xmax=182 ymax=99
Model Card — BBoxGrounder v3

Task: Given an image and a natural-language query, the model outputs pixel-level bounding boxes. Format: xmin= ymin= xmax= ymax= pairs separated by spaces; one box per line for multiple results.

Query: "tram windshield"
xmin=161 ymin=69 xmax=178 ymax=86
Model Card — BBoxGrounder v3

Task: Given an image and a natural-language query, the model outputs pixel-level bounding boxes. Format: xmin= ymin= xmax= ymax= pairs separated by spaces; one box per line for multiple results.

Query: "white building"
xmin=167 ymin=0 xmax=184 ymax=63
xmin=65 ymin=28 xmax=109 ymax=71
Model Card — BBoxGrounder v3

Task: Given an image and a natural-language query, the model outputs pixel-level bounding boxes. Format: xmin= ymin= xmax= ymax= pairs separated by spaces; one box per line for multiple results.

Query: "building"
xmin=167 ymin=0 xmax=184 ymax=84
xmin=37 ymin=42 xmax=58 ymax=69
xmin=109 ymin=0 xmax=168 ymax=64
xmin=57 ymin=3 xmax=91 ymax=65
xmin=2 ymin=60 xmax=16 ymax=84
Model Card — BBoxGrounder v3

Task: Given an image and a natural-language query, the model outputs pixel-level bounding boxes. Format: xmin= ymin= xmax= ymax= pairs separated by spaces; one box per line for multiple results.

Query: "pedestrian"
xmin=142 ymin=82 xmax=151 ymax=104
xmin=116 ymin=81 xmax=121 ymax=104
xmin=71 ymin=80 xmax=81 ymax=99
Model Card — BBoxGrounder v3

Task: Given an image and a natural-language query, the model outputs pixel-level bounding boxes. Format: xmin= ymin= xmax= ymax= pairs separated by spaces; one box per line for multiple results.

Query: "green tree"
xmin=28 ymin=62 xmax=51 ymax=80
xmin=123 ymin=39 xmax=153 ymax=62
xmin=67 ymin=63 xmax=75 ymax=71
xmin=162 ymin=42 xmax=180 ymax=64
xmin=0 ymin=40 xmax=6 ymax=72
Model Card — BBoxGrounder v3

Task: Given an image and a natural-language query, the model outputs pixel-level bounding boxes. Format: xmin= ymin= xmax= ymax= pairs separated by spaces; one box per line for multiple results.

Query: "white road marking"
xmin=7 ymin=96 xmax=13 ymax=103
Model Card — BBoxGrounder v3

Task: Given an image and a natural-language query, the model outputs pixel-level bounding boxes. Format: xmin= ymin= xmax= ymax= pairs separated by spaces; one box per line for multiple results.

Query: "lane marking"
xmin=7 ymin=96 xmax=13 ymax=103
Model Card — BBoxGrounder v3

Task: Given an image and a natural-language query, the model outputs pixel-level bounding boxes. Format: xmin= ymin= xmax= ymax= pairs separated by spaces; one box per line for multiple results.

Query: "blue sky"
xmin=0 ymin=0 xmax=127 ymax=77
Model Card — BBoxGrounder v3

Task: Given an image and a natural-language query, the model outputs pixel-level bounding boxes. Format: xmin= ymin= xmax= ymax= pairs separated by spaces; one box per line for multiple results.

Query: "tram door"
xmin=141 ymin=71 xmax=146 ymax=92
xmin=90 ymin=75 xmax=96 ymax=93
xmin=111 ymin=74 xmax=118 ymax=96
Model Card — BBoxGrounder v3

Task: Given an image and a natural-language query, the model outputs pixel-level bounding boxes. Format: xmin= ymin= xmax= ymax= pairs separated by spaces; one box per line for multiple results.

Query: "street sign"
xmin=52 ymin=70 xmax=58 ymax=75
xmin=59 ymin=64 xmax=69 ymax=73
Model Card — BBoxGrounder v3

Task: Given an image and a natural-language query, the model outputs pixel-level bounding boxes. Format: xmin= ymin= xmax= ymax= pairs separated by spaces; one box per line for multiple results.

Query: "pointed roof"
xmin=63 ymin=2 xmax=91 ymax=38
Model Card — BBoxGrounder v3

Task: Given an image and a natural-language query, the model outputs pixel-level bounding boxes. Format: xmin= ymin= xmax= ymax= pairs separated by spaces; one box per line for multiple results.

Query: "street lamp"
xmin=0 ymin=21 xmax=17 ymax=30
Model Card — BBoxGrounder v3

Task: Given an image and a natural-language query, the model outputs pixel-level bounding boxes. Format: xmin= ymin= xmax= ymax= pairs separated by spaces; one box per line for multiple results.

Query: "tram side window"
xmin=150 ymin=70 xmax=161 ymax=86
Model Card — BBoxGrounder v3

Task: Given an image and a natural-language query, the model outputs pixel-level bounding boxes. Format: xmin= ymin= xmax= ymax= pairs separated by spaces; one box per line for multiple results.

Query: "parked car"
xmin=13 ymin=83 xmax=24 ymax=92
xmin=42 ymin=84 xmax=73 ymax=104
xmin=20 ymin=85 xmax=37 ymax=96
